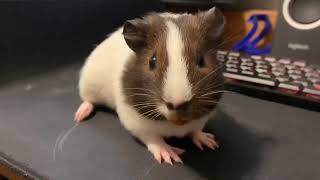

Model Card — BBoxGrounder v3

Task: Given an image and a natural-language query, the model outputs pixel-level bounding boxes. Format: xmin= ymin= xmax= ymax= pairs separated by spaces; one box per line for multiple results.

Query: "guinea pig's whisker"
xmin=200 ymin=90 xmax=232 ymax=97
xmin=132 ymin=102 xmax=158 ymax=107
xmin=199 ymin=99 xmax=231 ymax=108
xmin=207 ymin=30 xmax=245 ymax=63
xmin=196 ymin=83 xmax=225 ymax=96
xmin=197 ymin=96 xmax=218 ymax=101
xmin=144 ymin=110 xmax=161 ymax=120
xmin=125 ymin=88 xmax=157 ymax=95
xmin=144 ymin=111 xmax=156 ymax=119
xmin=193 ymin=64 xmax=224 ymax=93
xmin=210 ymin=29 xmax=245 ymax=52
xmin=149 ymin=111 xmax=158 ymax=119
xmin=127 ymin=93 xmax=154 ymax=98
xmin=154 ymin=113 xmax=161 ymax=119
xmin=135 ymin=105 xmax=156 ymax=111
xmin=217 ymin=34 xmax=242 ymax=49
xmin=132 ymin=101 xmax=158 ymax=109
xmin=199 ymin=99 xmax=220 ymax=104
xmin=202 ymin=81 xmax=225 ymax=91
xmin=150 ymin=112 xmax=161 ymax=120
xmin=150 ymin=84 xmax=163 ymax=99
xmin=201 ymin=108 xmax=212 ymax=113
xmin=133 ymin=105 xmax=156 ymax=110
xmin=223 ymin=28 xmax=245 ymax=39
xmin=194 ymin=67 xmax=220 ymax=88
xmin=140 ymin=108 xmax=157 ymax=117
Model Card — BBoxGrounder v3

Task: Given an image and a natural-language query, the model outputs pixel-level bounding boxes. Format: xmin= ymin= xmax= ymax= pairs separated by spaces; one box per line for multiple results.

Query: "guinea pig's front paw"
xmin=190 ymin=131 xmax=219 ymax=151
xmin=147 ymin=140 xmax=185 ymax=165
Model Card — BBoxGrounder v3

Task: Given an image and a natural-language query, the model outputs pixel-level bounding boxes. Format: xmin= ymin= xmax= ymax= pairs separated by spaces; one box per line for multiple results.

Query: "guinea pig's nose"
xmin=166 ymin=101 xmax=189 ymax=111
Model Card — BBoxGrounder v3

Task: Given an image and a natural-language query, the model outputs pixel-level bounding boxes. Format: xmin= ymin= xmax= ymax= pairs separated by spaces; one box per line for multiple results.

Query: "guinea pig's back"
xmin=79 ymin=28 xmax=133 ymax=109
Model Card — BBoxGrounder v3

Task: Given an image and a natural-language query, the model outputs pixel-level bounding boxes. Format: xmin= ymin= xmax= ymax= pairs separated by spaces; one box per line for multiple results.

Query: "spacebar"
xmin=223 ymin=72 xmax=276 ymax=86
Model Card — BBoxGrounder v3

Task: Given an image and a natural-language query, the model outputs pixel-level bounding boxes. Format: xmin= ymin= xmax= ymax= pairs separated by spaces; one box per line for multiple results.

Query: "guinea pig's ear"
xmin=123 ymin=18 xmax=149 ymax=53
xmin=201 ymin=7 xmax=226 ymax=47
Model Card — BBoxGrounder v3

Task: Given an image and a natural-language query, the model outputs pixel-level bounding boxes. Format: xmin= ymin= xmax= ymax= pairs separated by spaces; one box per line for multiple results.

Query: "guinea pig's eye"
xmin=149 ymin=53 xmax=157 ymax=70
xmin=196 ymin=54 xmax=205 ymax=68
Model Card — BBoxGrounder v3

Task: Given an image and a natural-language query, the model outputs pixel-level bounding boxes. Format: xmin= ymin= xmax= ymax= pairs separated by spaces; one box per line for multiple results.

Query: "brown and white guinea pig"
xmin=75 ymin=7 xmax=226 ymax=165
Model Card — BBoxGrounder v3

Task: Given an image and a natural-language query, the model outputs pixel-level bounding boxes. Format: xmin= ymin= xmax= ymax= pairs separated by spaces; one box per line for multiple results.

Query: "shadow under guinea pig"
xmin=167 ymin=108 xmax=273 ymax=180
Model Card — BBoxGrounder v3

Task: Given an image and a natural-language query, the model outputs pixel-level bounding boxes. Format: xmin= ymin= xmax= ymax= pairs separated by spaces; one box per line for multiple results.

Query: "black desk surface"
xmin=0 ymin=62 xmax=319 ymax=180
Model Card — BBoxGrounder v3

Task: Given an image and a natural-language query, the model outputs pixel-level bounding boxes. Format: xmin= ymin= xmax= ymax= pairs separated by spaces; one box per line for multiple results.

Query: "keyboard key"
xmin=285 ymin=64 xmax=298 ymax=70
xmin=256 ymin=65 xmax=270 ymax=69
xmin=272 ymin=66 xmax=286 ymax=71
xmin=255 ymin=60 xmax=268 ymax=65
xmin=226 ymin=68 xmax=238 ymax=73
xmin=293 ymin=60 xmax=306 ymax=67
xmin=314 ymin=82 xmax=320 ymax=90
xmin=240 ymin=66 xmax=254 ymax=71
xmin=241 ymin=70 xmax=255 ymax=76
xmin=305 ymin=72 xmax=320 ymax=78
xmin=226 ymin=64 xmax=238 ymax=69
xmin=293 ymin=80 xmax=309 ymax=87
xmin=270 ymin=62 xmax=284 ymax=67
xmin=217 ymin=55 xmax=225 ymax=62
xmin=251 ymin=55 xmax=262 ymax=60
xmin=265 ymin=56 xmax=276 ymax=62
xmin=308 ymin=77 xmax=320 ymax=83
xmin=306 ymin=76 xmax=320 ymax=82
xmin=226 ymin=59 xmax=239 ymax=64
xmin=303 ymin=67 xmax=314 ymax=73
xmin=278 ymin=82 xmax=301 ymax=91
xmin=289 ymin=74 xmax=302 ymax=80
xmin=288 ymin=69 xmax=302 ymax=75
xmin=240 ymin=57 xmax=252 ymax=63
xmin=273 ymin=71 xmax=286 ymax=77
xmin=309 ymin=76 xmax=320 ymax=81
xmin=303 ymin=65 xmax=320 ymax=73
xmin=258 ymin=73 xmax=273 ymax=79
xmin=303 ymin=86 xmax=320 ymax=96
xmin=276 ymin=75 xmax=290 ymax=82
xmin=256 ymin=68 xmax=268 ymax=73
xmin=279 ymin=58 xmax=291 ymax=65
xmin=227 ymin=56 xmax=238 ymax=61
xmin=229 ymin=51 xmax=240 ymax=57
xmin=223 ymin=72 xmax=276 ymax=86
xmin=217 ymin=50 xmax=228 ymax=55
xmin=272 ymin=68 xmax=287 ymax=75
xmin=241 ymin=62 xmax=255 ymax=67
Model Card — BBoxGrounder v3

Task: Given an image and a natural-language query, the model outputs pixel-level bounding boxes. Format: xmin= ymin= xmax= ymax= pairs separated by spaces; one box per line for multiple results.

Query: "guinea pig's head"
xmin=122 ymin=7 xmax=225 ymax=126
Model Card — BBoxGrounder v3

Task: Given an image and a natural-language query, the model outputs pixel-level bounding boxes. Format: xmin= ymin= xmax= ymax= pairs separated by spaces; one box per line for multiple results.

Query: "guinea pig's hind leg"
xmin=147 ymin=138 xmax=185 ymax=165
xmin=190 ymin=131 xmax=219 ymax=151
xmin=74 ymin=101 xmax=94 ymax=122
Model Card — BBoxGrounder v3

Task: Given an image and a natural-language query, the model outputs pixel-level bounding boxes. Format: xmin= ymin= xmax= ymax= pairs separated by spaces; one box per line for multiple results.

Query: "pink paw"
xmin=190 ymin=131 xmax=219 ymax=150
xmin=74 ymin=102 xmax=94 ymax=122
xmin=147 ymin=141 xmax=185 ymax=165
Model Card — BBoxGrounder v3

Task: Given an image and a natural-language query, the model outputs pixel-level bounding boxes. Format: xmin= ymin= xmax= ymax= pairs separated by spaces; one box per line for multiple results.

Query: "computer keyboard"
xmin=217 ymin=50 xmax=320 ymax=111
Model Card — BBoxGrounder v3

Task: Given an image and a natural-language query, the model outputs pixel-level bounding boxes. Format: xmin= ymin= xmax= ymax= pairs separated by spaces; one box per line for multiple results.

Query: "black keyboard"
xmin=217 ymin=50 xmax=320 ymax=111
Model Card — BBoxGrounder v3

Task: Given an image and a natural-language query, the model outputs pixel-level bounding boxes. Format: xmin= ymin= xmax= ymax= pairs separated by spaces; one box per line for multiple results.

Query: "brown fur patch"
xmin=122 ymin=14 xmax=168 ymax=121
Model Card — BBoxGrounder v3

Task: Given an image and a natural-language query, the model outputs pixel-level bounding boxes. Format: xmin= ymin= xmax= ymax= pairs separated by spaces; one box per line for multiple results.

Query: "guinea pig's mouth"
xmin=167 ymin=115 xmax=190 ymax=126
xmin=170 ymin=118 xmax=189 ymax=126
xmin=156 ymin=103 xmax=191 ymax=125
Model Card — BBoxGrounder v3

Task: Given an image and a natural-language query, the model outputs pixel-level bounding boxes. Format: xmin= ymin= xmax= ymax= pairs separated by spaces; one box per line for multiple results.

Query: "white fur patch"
xmin=159 ymin=12 xmax=181 ymax=19
xmin=163 ymin=20 xmax=192 ymax=105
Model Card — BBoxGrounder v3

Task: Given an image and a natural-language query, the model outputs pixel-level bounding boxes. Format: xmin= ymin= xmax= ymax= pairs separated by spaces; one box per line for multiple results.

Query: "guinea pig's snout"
xmin=165 ymin=101 xmax=190 ymax=111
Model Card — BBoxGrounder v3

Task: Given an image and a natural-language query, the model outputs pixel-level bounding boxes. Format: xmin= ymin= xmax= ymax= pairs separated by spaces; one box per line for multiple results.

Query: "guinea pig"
xmin=74 ymin=7 xmax=226 ymax=165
